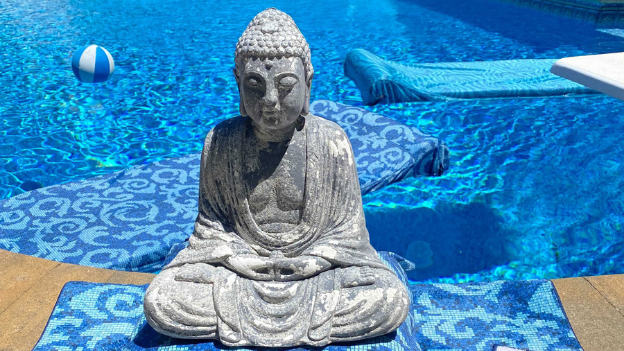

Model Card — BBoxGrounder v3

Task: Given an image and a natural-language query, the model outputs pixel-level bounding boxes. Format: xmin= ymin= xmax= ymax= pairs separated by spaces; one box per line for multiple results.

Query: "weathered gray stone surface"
xmin=144 ymin=8 xmax=410 ymax=347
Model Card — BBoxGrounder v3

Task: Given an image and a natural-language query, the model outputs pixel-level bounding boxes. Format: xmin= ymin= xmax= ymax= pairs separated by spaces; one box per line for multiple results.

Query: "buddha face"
xmin=239 ymin=56 xmax=308 ymax=132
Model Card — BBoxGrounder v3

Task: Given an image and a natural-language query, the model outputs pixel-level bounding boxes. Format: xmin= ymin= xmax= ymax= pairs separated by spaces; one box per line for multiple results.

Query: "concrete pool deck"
xmin=0 ymin=248 xmax=622 ymax=351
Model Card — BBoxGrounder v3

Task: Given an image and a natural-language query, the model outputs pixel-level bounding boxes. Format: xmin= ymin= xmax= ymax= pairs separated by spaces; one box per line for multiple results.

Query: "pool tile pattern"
xmin=31 ymin=252 xmax=423 ymax=351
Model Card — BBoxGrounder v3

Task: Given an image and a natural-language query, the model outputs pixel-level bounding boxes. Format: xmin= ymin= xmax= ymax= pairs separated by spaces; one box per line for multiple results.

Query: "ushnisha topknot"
xmin=235 ymin=8 xmax=314 ymax=82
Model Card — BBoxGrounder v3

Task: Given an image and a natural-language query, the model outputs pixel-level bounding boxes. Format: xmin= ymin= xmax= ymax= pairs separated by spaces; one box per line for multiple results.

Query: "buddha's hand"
xmin=174 ymin=263 xmax=217 ymax=284
xmin=223 ymin=254 xmax=275 ymax=281
xmin=274 ymin=255 xmax=332 ymax=282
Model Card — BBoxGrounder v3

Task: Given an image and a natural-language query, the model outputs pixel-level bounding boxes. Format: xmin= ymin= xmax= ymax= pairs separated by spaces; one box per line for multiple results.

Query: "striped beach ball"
xmin=71 ymin=45 xmax=115 ymax=83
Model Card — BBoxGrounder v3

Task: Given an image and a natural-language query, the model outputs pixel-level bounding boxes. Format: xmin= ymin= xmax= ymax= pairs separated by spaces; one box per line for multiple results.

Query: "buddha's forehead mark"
xmin=243 ymin=58 xmax=266 ymax=74
xmin=244 ymin=57 xmax=302 ymax=76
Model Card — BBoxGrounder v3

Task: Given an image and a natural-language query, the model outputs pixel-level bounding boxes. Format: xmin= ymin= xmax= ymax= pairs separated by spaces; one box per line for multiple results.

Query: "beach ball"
xmin=71 ymin=45 xmax=115 ymax=83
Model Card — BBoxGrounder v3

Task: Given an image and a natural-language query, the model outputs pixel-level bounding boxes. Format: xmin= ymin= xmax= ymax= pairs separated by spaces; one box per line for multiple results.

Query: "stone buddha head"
xmin=234 ymin=8 xmax=314 ymax=137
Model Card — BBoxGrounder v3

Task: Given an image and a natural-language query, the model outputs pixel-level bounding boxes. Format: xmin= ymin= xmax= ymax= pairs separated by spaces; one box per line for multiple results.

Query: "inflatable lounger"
xmin=345 ymin=49 xmax=599 ymax=105
xmin=0 ymin=101 xmax=449 ymax=273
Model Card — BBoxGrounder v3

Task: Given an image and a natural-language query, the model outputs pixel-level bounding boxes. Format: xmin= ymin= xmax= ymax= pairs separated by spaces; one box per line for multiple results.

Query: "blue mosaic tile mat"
xmin=33 ymin=251 xmax=423 ymax=351
xmin=310 ymin=101 xmax=449 ymax=192
xmin=409 ymin=280 xmax=583 ymax=351
xmin=33 ymin=253 xmax=581 ymax=351
xmin=0 ymin=101 xmax=448 ymax=273
xmin=345 ymin=49 xmax=598 ymax=105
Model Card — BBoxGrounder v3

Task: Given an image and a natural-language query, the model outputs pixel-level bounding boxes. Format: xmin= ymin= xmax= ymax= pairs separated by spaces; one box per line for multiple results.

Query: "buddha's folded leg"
xmin=144 ymin=265 xmax=218 ymax=339
xmin=330 ymin=268 xmax=410 ymax=342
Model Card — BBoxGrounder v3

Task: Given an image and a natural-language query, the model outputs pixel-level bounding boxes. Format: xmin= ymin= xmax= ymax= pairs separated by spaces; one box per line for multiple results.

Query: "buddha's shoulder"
xmin=306 ymin=114 xmax=348 ymax=138
xmin=203 ymin=116 xmax=248 ymax=142
xmin=212 ymin=116 xmax=248 ymax=134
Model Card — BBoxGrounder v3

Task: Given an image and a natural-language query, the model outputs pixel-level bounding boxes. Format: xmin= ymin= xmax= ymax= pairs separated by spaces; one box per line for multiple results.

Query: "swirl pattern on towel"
xmin=310 ymin=100 xmax=449 ymax=193
xmin=33 ymin=255 xmax=581 ymax=350
xmin=33 ymin=251 xmax=422 ymax=351
xmin=1 ymin=103 xmax=448 ymax=272
xmin=409 ymin=280 xmax=582 ymax=351
xmin=0 ymin=154 xmax=200 ymax=272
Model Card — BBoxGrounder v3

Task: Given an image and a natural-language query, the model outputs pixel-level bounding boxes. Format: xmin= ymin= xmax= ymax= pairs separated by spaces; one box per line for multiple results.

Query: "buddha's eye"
xmin=246 ymin=77 xmax=260 ymax=88
xmin=279 ymin=76 xmax=297 ymax=88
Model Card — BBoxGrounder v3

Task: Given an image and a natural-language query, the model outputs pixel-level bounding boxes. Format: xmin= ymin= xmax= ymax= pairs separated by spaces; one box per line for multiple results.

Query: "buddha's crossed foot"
xmin=340 ymin=266 xmax=376 ymax=288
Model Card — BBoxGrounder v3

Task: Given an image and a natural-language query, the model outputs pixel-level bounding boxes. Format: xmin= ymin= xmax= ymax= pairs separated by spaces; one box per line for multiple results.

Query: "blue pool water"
xmin=1 ymin=0 xmax=624 ymax=282
xmin=365 ymin=96 xmax=624 ymax=282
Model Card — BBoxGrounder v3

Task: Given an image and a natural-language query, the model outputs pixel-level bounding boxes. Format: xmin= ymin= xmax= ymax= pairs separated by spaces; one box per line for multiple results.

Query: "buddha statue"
xmin=143 ymin=8 xmax=410 ymax=348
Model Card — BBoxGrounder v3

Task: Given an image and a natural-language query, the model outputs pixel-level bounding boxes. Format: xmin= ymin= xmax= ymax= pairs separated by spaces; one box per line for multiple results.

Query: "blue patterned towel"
xmin=408 ymin=280 xmax=583 ymax=351
xmin=33 ymin=251 xmax=423 ymax=351
xmin=345 ymin=49 xmax=598 ymax=105
xmin=311 ymin=100 xmax=449 ymax=193
xmin=0 ymin=103 xmax=448 ymax=272
xmin=32 ymin=253 xmax=582 ymax=351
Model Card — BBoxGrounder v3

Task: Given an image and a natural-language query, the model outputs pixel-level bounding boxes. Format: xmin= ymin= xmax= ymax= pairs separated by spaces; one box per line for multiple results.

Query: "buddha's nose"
xmin=262 ymin=86 xmax=279 ymax=108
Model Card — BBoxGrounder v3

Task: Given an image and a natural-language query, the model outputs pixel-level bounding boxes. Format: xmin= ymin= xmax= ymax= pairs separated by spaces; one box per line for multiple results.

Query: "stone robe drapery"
xmin=155 ymin=115 xmax=403 ymax=347
xmin=167 ymin=114 xmax=389 ymax=269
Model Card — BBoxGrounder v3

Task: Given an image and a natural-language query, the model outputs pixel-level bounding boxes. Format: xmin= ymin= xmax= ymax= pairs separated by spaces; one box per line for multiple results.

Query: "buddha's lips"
xmin=261 ymin=111 xmax=280 ymax=122
xmin=261 ymin=110 xmax=279 ymax=116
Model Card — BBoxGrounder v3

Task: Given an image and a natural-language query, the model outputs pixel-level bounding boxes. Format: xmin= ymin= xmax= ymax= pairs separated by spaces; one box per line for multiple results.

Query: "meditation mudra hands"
xmin=174 ymin=251 xmax=376 ymax=286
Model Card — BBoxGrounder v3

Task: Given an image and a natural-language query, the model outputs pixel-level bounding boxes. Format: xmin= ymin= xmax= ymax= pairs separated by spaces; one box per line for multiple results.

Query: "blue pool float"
xmin=0 ymin=101 xmax=449 ymax=273
xmin=345 ymin=49 xmax=599 ymax=105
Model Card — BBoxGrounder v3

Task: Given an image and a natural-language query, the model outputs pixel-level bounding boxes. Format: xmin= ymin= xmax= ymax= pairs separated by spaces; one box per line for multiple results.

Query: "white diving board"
xmin=551 ymin=52 xmax=624 ymax=102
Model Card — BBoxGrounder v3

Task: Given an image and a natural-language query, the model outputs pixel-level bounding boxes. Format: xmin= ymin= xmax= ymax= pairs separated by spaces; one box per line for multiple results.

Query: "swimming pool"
xmin=1 ymin=0 xmax=624 ymax=282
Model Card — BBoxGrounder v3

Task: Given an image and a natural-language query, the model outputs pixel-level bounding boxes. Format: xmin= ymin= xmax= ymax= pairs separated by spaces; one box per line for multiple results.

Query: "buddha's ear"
xmin=234 ymin=68 xmax=248 ymax=116
xmin=302 ymin=76 xmax=312 ymax=116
